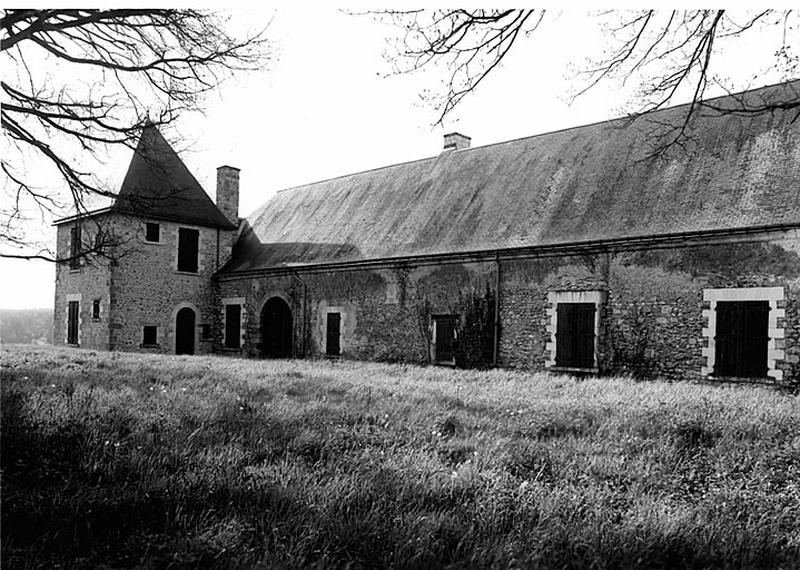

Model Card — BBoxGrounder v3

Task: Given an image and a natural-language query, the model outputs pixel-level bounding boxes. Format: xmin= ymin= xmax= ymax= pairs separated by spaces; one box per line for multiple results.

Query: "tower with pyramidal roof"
xmin=53 ymin=124 xmax=239 ymax=354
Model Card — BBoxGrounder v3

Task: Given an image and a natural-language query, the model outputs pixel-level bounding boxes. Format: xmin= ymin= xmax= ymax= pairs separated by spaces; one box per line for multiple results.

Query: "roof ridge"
xmin=269 ymin=78 xmax=799 ymax=197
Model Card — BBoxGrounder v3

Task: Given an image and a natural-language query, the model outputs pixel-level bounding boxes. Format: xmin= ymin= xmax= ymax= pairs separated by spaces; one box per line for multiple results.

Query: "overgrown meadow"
xmin=2 ymin=345 xmax=799 ymax=568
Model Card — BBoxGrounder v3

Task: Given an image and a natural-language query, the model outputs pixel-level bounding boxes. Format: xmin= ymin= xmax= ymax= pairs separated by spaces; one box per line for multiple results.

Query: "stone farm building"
xmin=54 ymin=80 xmax=800 ymax=386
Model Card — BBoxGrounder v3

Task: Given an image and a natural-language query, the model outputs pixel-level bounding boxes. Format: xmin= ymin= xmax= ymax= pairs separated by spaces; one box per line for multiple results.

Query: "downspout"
xmin=292 ymin=271 xmax=308 ymax=358
xmin=493 ymin=253 xmax=501 ymax=367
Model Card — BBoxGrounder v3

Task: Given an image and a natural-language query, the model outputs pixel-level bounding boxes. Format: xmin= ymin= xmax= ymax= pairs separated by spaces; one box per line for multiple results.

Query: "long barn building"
xmin=54 ymin=81 xmax=800 ymax=386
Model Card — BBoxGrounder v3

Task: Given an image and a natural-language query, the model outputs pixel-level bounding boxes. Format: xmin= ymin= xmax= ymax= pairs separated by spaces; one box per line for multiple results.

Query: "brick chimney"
xmin=216 ymin=165 xmax=240 ymax=226
xmin=442 ymin=132 xmax=471 ymax=152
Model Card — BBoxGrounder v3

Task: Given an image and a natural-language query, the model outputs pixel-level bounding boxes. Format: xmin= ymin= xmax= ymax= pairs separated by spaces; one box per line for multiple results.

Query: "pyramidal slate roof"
xmin=224 ymin=80 xmax=800 ymax=273
xmin=113 ymin=124 xmax=235 ymax=229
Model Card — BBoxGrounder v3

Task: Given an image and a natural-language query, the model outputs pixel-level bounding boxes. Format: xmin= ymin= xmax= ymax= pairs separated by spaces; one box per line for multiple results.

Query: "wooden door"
xmin=175 ymin=307 xmax=196 ymax=355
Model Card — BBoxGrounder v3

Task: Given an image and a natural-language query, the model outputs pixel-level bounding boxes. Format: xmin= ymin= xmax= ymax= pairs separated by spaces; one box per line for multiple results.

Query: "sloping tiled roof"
xmin=224 ymin=80 xmax=800 ymax=273
xmin=113 ymin=124 xmax=235 ymax=229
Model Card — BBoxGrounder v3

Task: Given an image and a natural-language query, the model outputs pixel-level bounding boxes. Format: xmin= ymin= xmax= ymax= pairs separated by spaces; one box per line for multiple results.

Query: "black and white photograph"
xmin=2 ymin=6 xmax=799 ymax=568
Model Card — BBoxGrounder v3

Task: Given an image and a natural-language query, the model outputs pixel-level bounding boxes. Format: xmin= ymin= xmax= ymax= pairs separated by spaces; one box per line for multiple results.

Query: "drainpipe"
xmin=292 ymin=271 xmax=307 ymax=358
xmin=493 ymin=253 xmax=501 ymax=367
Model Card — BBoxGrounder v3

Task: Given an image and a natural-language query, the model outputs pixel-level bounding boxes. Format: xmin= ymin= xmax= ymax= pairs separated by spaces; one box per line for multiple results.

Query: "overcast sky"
xmin=0 ymin=8 xmax=793 ymax=309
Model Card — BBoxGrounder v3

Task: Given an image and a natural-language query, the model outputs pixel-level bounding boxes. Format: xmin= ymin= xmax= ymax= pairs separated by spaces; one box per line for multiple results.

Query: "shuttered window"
xmin=714 ymin=301 xmax=769 ymax=378
xmin=326 ymin=312 xmax=341 ymax=356
xmin=67 ymin=301 xmax=79 ymax=344
xmin=434 ymin=315 xmax=457 ymax=363
xmin=555 ymin=303 xmax=596 ymax=368
xmin=225 ymin=304 xmax=242 ymax=349
xmin=177 ymin=228 xmax=199 ymax=272
xmin=69 ymin=224 xmax=81 ymax=269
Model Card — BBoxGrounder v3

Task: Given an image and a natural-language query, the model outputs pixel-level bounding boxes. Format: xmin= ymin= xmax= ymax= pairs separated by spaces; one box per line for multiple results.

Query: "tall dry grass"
xmin=2 ymin=345 xmax=799 ymax=568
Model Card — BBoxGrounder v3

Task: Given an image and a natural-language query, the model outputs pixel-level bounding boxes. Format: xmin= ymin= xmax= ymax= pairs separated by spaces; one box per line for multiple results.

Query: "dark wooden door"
xmin=714 ymin=301 xmax=769 ymax=378
xmin=261 ymin=297 xmax=292 ymax=358
xmin=175 ymin=307 xmax=196 ymax=355
xmin=434 ymin=315 xmax=456 ymax=362
xmin=556 ymin=303 xmax=596 ymax=368
xmin=326 ymin=312 xmax=341 ymax=356
xmin=67 ymin=301 xmax=79 ymax=344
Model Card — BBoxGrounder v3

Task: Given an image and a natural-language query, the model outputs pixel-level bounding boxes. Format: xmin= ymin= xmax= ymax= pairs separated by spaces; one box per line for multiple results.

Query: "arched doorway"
xmin=175 ymin=307 xmax=196 ymax=355
xmin=261 ymin=297 xmax=292 ymax=358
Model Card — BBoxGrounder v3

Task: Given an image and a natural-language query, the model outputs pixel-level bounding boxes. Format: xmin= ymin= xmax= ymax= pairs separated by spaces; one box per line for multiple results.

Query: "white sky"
xmin=0 ymin=8 xmax=793 ymax=309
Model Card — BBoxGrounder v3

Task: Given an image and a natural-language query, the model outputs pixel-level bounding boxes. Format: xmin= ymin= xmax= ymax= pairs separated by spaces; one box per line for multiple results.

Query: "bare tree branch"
xmin=372 ymin=9 xmax=799 ymax=152
xmin=1 ymin=8 xmax=273 ymax=261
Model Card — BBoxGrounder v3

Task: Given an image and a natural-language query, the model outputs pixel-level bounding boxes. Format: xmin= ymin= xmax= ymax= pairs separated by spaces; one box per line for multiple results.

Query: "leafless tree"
xmin=374 ymin=10 xmax=799 ymax=146
xmin=1 ymin=9 xmax=271 ymax=261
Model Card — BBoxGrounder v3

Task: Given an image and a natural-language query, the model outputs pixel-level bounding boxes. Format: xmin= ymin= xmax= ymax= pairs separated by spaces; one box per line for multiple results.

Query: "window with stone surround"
xmin=546 ymin=291 xmax=605 ymax=371
xmin=142 ymin=326 xmax=158 ymax=346
xmin=177 ymin=227 xmax=199 ymax=272
xmin=702 ymin=287 xmax=784 ymax=381
xmin=92 ymin=299 xmax=101 ymax=320
xmin=145 ymin=222 xmax=160 ymax=243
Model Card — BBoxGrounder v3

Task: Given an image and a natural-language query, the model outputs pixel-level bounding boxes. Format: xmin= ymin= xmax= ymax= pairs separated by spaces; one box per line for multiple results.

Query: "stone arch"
xmin=171 ymin=302 xmax=199 ymax=355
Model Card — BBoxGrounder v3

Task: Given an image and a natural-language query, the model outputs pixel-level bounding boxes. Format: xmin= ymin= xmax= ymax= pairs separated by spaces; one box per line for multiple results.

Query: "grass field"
xmin=2 ymin=345 xmax=799 ymax=569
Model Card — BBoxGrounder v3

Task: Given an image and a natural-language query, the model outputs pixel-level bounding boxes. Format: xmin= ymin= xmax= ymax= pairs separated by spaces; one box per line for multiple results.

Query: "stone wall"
xmin=109 ymin=215 xmax=234 ymax=354
xmin=216 ymin=229 xmax=800 ymax=387
xmin=53 ymin=216 xmax=112 ymax=349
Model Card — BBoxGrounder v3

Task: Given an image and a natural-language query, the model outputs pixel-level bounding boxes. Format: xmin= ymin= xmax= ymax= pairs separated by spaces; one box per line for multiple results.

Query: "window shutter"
xmin=556 ymin=303 xmax=595 ymax=368
xmin=225 ymin=304 xmax=241 ymax=348
xmin=434 ymin=315 xmax=456 ymax=362
xmin=67 ymin=301 xmax=79 ymax=344
xmin=576 ymin=304 xmax=596 ymax=368
xmin=714 ymin=301 xmax=769 ymax=378
xmin=714 ymin=302 xmax=737 ymax=377
xmin=177 ymin=228 xmax=199 ymax=272
xmin=742 ymin=302 xmax=769 ymax=378
xmin=69 ymin=225 xmax=81 ymax=268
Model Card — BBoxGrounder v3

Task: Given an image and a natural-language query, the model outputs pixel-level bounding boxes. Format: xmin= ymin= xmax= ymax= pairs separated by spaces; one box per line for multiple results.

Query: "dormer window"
xmin=145 ymin=222 xmax=160 ymax=243
xmin=177 ymin=228 xmax=199 ymax=273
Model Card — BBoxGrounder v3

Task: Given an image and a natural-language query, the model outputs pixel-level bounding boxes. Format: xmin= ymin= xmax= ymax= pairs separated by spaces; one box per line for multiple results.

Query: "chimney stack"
xmin=442 ymin=132 xmax=471 ymax=152
xmin=216 ymin=165 xmax=240 ymax=226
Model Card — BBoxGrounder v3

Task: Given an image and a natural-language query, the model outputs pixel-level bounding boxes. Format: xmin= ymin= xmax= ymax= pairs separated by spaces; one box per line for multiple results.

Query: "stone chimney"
xmin=442 ymin=132 xmax=471 ymax=152
xmin=216 ymin=165 xmax=240 ymax=226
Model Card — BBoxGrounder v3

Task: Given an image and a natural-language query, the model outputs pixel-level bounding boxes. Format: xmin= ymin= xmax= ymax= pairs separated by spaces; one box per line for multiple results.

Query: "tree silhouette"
xmin=1 ymin=9 xmax=271 ymax=260
xmin=375 ymin=9 xmax=799 ymax=144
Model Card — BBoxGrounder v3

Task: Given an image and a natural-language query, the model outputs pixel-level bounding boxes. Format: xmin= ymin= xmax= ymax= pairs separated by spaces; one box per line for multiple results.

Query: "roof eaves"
xmin=52 ymin=206 xmax=114 ymax=226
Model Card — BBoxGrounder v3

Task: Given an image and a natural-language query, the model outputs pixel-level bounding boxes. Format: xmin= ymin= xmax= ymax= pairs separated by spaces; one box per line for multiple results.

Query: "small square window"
xmin=142 ymin=326 xmax=158 ymax=346
xmin=145 ymin=223 xmax=160 ymax=243
xmin=92 ymin=299 xmax=101 ymax=320
xmin=201 ymin=324 xmax=212 ymax=340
